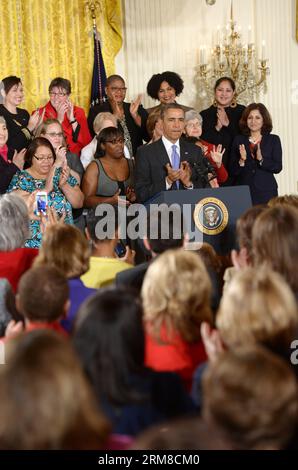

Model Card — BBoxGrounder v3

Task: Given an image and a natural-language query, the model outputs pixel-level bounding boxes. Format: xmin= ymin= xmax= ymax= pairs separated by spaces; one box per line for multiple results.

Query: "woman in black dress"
xmin=200 ymin=77 xmax=245 ymax=182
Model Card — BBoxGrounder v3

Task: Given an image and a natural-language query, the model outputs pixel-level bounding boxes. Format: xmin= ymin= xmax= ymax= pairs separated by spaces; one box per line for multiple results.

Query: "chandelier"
xmin=197 ymin=1 xmax=270 ymax=108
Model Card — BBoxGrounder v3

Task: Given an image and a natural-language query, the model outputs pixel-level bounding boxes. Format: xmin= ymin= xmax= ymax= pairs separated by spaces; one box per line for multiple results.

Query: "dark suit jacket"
xmin=87 ymin=101 xmax=149 ymax=156
xmin=135 ymin=138 xmax=209 ymax=203
xmin=229 ymin=133 xmax=282 ymax=204
xmin=200 ymin=104 xmax=245 ymax=170
xmin=115 ymin=261 xmax=150 ymax=293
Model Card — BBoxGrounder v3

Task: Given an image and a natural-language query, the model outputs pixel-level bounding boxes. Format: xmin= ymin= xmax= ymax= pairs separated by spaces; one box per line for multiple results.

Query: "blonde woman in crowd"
xmin=267 ymin=194 xmax=298 ymax=210
xmin=202 ymin=346 xmax=298 ymax=449
xmin=201 ymin=267 xmax=298 ymax=364
xmin=142 ymin=248 xmax=212 ymax=390
xmin=252 ymin=205 xmax=298 ymax=299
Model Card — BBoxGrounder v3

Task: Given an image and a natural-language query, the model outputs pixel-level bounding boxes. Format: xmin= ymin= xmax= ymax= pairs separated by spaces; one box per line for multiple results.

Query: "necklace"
xmin=249 ymin=136 xmax=261 ymax=145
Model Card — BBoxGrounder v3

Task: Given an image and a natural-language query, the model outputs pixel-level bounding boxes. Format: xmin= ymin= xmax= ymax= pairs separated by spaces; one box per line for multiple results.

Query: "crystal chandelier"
xmin=197 ymin=1 xmax=270 ymax=108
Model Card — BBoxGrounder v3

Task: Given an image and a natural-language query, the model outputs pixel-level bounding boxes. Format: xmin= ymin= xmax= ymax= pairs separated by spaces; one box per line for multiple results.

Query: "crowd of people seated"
xmin=0 ymin=69 xmax=297 ymax=451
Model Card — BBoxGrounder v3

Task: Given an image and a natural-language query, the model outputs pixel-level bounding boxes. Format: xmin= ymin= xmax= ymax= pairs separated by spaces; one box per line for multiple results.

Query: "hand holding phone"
xmin=114 ymin=240 xmax=127 ymax=258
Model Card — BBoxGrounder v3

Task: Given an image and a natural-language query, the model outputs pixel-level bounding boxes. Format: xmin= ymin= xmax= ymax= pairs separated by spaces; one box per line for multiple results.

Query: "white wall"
xmin=116 ymin=0 xmax=298 ymax=195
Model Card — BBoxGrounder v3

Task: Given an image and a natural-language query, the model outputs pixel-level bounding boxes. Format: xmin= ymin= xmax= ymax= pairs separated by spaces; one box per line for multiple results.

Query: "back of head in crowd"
xmin=268 ymin=194 xmax=298 ymax=210
xmin=34 ymin=224 xmax=90 ymax=278
xmin=0 ymin=193 xmax=29 ymax=251
xmin=17 ymin=266 xmax=69 ymax=322
xmin=86 ymin=206 xmax=123 ymax=245
xmin=0 ymin=279 xmax=20 ymax=337
xmin=0 ymin=330 xmax=110 ymax=449
xmin=132 ymin=416 xmax=230 ymax=450
xmin=252 ymin=205 xmax=298 ymax=296
xmin=145 ymin=205 xmax=185 ymax=255
xmin=202 ymin=345 xmax=298 ymax=449
xmin=142 ymin=248 xmax=212 ymax=343
xmin=235 ymin=204 xmax=267 ymax=263
xmin=216 ymin=267 xmax=298 ymax=357
xmin=73 ymin=287 xmax=145 ymax=406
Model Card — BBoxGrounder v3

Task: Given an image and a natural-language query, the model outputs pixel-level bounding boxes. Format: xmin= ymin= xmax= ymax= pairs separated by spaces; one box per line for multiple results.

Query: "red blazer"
xmin=35 ymin=101 xmax=91 ymax=155
xmin=145 ymin=323 xmax=207 ymax=391
xmin=0 ymin=248 xmax=38 ymax=292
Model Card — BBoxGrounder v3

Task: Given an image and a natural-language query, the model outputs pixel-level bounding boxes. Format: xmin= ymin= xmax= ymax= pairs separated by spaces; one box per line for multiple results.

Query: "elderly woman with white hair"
xmin=80 ymin=112 xmax=130 ymax=169
xmin=184 ymin=109 xmax=228 ymax=185
xmin=0 ymin=193 xmax=38 ymax=292
xmin=0 ymin=116 xmax=25 ymax=193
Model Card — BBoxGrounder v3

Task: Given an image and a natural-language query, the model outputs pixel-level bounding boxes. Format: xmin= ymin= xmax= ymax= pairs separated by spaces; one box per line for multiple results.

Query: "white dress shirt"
xmin=162 ymin=136 xmax=180 ymax=190
xmin=162 ymin=136 xmax=193 ymax=190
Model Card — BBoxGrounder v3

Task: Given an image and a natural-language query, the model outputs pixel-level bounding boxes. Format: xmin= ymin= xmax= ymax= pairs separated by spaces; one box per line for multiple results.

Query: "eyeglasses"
xmin=109 ymin=87 xmax=127 ymax=92
xmin=105 ymin=138 xmax=124 ymax=145
xmin=186 ymin=122 xmax=202 ymax=128
xmin=49 ymin=92 xmax=68 ymax=97
xmin=34 ymin=154 xmax=54 ymax=162
xmin=45 ymin=132 xmax=64 ymax=137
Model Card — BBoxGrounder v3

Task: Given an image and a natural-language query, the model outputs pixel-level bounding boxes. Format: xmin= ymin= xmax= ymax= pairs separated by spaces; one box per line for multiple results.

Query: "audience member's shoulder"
xmin=116 ymin=261 xmax=149 ymax=289
xmin=17 ymin=107 xmax=30 ymax=118
xmin=73 ymin=105 xmax=87 ymax=115
xmin=181 ymin=138 xmax=202 ymax=154
xmin=237 ymin=103 xmax=246 ymax=112
xmin=264 ymin=133 xmax=281 ymax=143
xmin=199 ymin=105 xmax=214 ymax=116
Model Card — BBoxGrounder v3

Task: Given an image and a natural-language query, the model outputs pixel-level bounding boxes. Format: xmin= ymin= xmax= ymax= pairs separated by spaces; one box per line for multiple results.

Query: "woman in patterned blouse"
xmin=8 ymin=137 xmax=83 ymax=248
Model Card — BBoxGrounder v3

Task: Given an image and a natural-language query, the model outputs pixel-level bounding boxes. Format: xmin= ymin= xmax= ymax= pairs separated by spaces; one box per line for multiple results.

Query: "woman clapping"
xmin=8 ymin=137 xmax=83 ymax=247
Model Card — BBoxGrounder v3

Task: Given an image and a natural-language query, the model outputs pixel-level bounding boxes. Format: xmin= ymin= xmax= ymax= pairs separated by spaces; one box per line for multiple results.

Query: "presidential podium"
xmin=145 ymin=186 xmax=252 ymax=255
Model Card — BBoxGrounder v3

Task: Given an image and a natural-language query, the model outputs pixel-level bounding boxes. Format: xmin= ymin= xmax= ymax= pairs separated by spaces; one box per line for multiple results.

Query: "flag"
xmin=90 ymin=27 xmax=107 ymax=107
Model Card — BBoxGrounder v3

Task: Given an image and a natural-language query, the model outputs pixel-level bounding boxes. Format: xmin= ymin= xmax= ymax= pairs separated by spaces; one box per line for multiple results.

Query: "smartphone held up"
xmin=35 ymin=191 xmax=48 ymax=215
xmin=114 ymin=240 xmax=126 ymax=258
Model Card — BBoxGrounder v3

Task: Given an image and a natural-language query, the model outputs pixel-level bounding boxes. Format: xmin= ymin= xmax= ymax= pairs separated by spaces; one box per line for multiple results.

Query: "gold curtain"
xmin=0 ymin=0 xmax=122 ymax=113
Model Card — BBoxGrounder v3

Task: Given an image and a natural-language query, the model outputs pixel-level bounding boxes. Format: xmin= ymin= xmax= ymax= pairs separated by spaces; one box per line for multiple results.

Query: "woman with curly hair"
xmin=146 ymin=71 xmax=192 ymax=114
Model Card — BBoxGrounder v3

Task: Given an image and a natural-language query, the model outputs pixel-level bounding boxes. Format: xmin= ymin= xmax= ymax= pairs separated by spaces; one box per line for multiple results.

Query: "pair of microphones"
xmin=190 ymin=158 xmax=218 ymax=186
